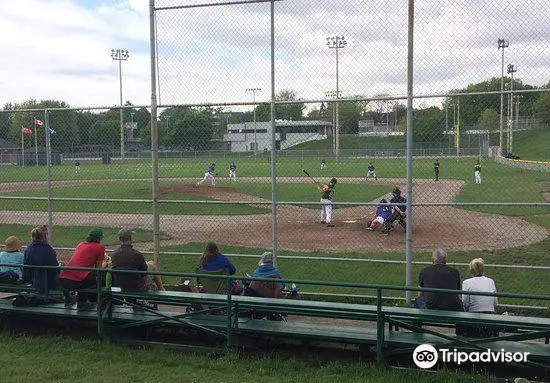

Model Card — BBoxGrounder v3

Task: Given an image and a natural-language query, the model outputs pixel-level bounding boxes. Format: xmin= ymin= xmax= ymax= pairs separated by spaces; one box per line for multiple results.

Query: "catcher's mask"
xmin=330 ymin=177 xmax=337 ymax=185
xmin=380 ymin=198 xmax=388 ymax=204
xmin=393 ymin=187 xmax=401 ymax=196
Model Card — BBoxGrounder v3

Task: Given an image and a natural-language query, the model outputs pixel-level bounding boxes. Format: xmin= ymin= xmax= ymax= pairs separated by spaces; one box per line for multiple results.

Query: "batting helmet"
xmin=330 ymin=177 xmax=337 ymax=185
xmin=393 ymin=187 xmax=401 ymax=196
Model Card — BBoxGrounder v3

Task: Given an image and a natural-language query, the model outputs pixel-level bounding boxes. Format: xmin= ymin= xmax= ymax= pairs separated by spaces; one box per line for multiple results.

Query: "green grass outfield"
xmin=0 ymin=335 xmax=493 ymax=383
xmin=0 ymin=157 xmax=548 ymax=216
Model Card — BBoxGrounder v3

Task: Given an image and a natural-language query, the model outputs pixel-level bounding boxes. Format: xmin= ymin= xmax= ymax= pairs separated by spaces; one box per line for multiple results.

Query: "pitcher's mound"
xmin=159 ymin=185 xmax=237 ymax=197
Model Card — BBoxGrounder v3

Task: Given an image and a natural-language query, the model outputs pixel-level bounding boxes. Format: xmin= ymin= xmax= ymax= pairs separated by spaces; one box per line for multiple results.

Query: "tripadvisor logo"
xmin=413 ymin=344 xmax=530 ymax=369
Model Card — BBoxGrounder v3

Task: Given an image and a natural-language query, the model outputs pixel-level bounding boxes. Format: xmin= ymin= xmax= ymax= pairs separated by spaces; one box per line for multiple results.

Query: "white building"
xmin=224 ymin=120 xmax=330 ymax=152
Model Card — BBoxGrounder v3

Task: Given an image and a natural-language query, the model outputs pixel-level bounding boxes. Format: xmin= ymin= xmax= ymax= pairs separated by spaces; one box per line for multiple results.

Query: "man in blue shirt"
xmin=197 ymin=163 xmax=217 ymax=186
xmin=367 ymin=199 xmax=392 ymax=231
xmin=365 ymin=163 xmax=378 ymax=181
xmin=0 ymin=236 xmax=24 ymax=283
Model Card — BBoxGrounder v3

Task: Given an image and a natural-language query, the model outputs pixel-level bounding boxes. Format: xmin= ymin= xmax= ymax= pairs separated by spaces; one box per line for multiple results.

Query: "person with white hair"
xmin=246 ymin=252 xmax=284 ymax=299
xmin=417 ymin=248 xmax=462 ymax=311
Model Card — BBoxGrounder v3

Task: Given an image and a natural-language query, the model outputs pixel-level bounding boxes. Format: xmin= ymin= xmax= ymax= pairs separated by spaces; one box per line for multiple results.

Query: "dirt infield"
xmin=0 ymin=178 xmax=546 ymax=253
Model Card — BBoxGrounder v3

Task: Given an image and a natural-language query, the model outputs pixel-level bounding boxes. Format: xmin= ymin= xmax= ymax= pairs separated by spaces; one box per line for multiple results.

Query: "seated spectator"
xmin=23 ymin=226 xmax=59 ymax=297
xmin=111 ymin=229 xmax=164 ymax=292
xmin=0 ymin=236 xmax=24 ymax=283
xmin=57 ymin=228 xmax=108 ymax=309
xmin=246 ymin=252 xmax=284 ymax=298
xmin=198 ymin=242 xmax=236 ymax=275
xmin=417 ymin=248 xmax=462 ymax=311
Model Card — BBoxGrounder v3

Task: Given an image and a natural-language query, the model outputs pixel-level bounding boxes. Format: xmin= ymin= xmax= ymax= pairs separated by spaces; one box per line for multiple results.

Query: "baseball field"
xmin=0 ymin=154 xmax=548 ymax=306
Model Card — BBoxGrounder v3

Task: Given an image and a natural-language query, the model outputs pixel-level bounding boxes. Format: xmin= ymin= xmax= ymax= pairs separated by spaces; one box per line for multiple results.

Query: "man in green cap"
xmin=58 ymin=228 xmax=108 ymax=309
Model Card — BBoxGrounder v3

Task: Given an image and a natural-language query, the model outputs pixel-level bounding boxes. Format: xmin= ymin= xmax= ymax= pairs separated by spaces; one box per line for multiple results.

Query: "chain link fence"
xmin=0 ymin=0 xmax=549 ymax=308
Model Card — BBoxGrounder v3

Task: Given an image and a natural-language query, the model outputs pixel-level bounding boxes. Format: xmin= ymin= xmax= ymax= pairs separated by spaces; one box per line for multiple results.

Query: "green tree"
xmin=476 ymin=108 xmax=500 ymax=132
xmin=89 ymin=119 xmax=119 ymax=146
xmin=255 ymin=90 xmax=306 ymax=121
xmin=0 ymin=103 xmax=13 ymax=140
xmin=533 ymin=93 xmax=550 ymax=125
xmin=413 ymin=107 xmax=445 ymax=143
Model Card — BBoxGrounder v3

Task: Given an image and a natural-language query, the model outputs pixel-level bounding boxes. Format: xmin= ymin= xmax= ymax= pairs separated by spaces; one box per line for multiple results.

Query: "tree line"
xmin=0 ymin=77 xmax=548 ymax=153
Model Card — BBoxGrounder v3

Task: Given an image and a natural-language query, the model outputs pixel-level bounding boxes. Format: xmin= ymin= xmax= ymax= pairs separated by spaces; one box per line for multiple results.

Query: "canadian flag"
xmin=22 ymin=128 xmax=32 ymax=135
xmin=34 ymin=119 xmax=43 ymax=126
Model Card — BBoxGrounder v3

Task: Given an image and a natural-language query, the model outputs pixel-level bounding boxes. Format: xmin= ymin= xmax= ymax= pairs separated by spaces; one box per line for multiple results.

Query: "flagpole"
xmin=21 ymin=128 xmax=25 ymax=168
xmin=34 ymin=117 xmax=38 ymax=166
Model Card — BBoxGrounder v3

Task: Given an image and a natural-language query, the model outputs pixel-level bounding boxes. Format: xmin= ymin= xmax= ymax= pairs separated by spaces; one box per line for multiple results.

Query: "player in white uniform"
xmin=197 ymin=163 xmax=216 ymax=186
xmin=229 ymin=162 xmax=237 ymax=182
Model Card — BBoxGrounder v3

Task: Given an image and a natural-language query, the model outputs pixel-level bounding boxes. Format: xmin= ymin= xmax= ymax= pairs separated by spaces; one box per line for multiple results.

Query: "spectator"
xmin=461 ymin=258 xmax=498 ymax=337
xmin=23 ymin=226 xmax=59 ymax=297
xmin=462 ymin=258 xmax=497 ymax=313
xmin=57 ymin=228 xmax=108 ymax=309
xmin=0 ymin=236 xmax=24 ymax=283
xmin=198 ymin=242 xmax=236 ymax=275
xmin=110 ymin=229 xmax=164 ymax=292
xmin=247 ymin=252 xmax=284 ymax=298
xmin=417 ymin=248 xmax=462 ymax=311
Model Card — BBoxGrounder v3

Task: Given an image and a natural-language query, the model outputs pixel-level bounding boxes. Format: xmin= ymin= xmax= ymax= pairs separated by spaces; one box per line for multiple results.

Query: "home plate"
xmin=342 ymin=220 xmax=357 ymax=223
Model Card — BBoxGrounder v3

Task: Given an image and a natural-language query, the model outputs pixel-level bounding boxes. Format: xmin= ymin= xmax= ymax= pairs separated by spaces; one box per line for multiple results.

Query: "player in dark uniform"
xmin=75 ymin=160 xmax=80 ymax=173
xmin=434 ymin=159 xmax=440 ymax=181
xmin=365 ymin=163 xmax=377 ymax=181
xmin=382 ymin=187 xmax=407 ymax=235
xmin=317 ymin=177 xmax=337 ymax=227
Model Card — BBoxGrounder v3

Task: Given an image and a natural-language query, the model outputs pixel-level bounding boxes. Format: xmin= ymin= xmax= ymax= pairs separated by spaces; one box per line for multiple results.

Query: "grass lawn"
xmin=156 ymin=217 xmax=550 ymax=308
xmin=0 ymin=335 xmax=494 ymax=383
xmin=0 ymin=224 xmax=160 ymax=248
xmin=511 ymin=128 xmax=550 ymax=162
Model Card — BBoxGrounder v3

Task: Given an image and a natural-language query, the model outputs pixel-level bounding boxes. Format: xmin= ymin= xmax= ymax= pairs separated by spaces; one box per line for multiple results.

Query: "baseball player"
xmin=317 ymin=177 xmax=337 ymax=227
xmin=382 ymin=187 xmax=407 ymax=235
xmin=75 ymin=160 xmax=80 ymax=173
xmin=365 ymin=163 xmax=377 ymax=181
xmin=367 ymin=199 xmax=392 ymax=231
xmin=433 ymin=159 xmax=440 ymax=181
xmin=197 ymin=163 xmax=217 ymax=186
xmin=229 ymin=161 xmax=237 ymax=182
xmin=474 ymin=161 xmax=482 ymax=184
xmin=321 ymin=158 xmax=327 ymax=170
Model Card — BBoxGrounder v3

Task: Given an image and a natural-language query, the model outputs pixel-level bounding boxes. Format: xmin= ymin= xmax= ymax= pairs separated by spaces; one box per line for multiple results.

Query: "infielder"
xmin=197 ymin=163 xmax=216 ymax=186
xmin=321 ymin=158 xmax=327 ymax=170
xmin=229 ymin=161 xmax=237 ymax=182
xmin=317 ymin=177 xmax=337 ymax=227
xmin=365 ymin=163 xmax=377 ymax=181
xmin=474 ymin=161 xmax=482 ymax=184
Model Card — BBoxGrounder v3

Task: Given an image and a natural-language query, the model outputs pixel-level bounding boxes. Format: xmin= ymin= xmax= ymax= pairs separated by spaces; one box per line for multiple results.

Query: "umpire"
xmin=382 ymin=187 xmax=407 ymax=235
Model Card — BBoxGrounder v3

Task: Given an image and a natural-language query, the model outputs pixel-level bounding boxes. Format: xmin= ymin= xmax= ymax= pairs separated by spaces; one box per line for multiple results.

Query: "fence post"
xmin=45 ymin=109 xmax=54 ymax=245
xmin=376 ymin=288 xmax=385 ymax=369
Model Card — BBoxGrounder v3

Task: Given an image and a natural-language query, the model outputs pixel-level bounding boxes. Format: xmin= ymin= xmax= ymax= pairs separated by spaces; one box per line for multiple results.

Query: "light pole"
xmin=246 ymin=88 xmax=261 ymax=153
xmin=325 ymin=90 xmax=341 ymax=154
xmin=498 ymin=38 xmax=509 ymax=154
xmin=512 ymin=95 xmax=521 ymax=154
xmin=111 ymin=49 xmax=129 ymax=159
xmin=507 ymin=63 xmax=516 ymax=154
xmin=326 ymin=36 xmax=346 ymax=161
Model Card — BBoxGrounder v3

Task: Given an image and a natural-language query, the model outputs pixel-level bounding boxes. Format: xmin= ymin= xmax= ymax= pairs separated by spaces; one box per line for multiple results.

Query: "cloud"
xmin=0 ymin=0 xmax=549 ymax=110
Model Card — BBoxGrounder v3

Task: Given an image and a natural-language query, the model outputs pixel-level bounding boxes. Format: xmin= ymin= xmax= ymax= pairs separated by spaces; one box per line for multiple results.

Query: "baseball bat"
xmin=302 ymin=169 xmax=319 ymax=185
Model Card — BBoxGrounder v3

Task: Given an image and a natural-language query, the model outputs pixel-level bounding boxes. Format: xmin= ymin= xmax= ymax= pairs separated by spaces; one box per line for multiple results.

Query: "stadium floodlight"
xmin=326 ymin=36 xmax=346 ymax=161
xmin=246 ymin=88 xmax=262 ymax=154
xmin=111 ymin=49 xmax=130 ymax=159
xmin=497 ymin=38 xmax=509 ymax=153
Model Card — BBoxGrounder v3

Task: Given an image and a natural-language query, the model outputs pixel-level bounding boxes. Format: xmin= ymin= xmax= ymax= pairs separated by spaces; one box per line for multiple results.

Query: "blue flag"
xmin=48 ymin=128 xmax=56 ymax=135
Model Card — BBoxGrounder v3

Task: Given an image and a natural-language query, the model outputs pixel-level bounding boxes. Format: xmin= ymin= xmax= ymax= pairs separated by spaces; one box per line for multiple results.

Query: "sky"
xmin=1 ymin=0 xmax=549 ymax=111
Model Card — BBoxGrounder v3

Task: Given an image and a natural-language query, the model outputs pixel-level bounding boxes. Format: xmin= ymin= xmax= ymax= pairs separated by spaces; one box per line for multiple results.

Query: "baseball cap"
xmin=118 ymin=228 xmax=135 ymax=241
xmin=88 ymin=228 xmax=104 ymax=240
xmin=330 ymin=177 xmax=337 ymax=184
